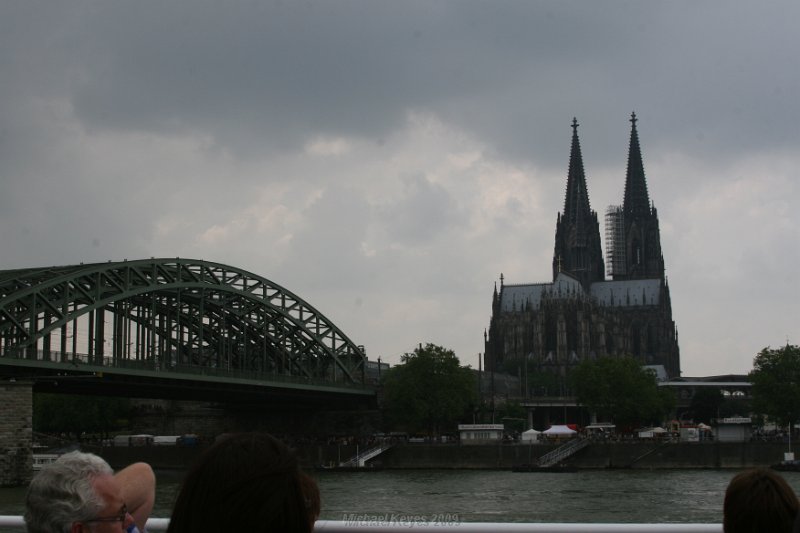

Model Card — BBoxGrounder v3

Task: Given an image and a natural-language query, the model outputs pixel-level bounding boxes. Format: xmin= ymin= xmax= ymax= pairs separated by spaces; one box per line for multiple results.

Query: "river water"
xmin=314 ymin=469 xmax=770 ymax=524
xmin=3 ymin=469 xmax=800 ymax=528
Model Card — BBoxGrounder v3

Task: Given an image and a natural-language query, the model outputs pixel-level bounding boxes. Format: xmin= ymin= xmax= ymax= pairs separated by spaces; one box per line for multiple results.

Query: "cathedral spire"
xmin=553 ymin=117 xmax=605 ymax=288
xmin=623 ymin=111 xmax=651 ymax=218
xmin=563 ymin=118 xmax=592 ymax=226
xmin=618 ymin=113 xmax=666 ymax=281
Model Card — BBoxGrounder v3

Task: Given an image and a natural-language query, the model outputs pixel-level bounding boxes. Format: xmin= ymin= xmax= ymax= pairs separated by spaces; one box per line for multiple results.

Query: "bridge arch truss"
xmin=0 ymin=259 xmax=367 ymax=387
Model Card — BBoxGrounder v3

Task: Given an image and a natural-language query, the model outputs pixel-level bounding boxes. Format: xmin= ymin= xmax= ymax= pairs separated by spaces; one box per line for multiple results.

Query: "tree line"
xmin=379 ymin=342 xmax=800 ymax=437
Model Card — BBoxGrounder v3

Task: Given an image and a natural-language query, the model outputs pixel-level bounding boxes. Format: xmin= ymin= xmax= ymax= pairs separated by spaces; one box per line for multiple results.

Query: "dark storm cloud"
xmin=8 ymin=1 xmax=796 ymax=168
xmin=0 ymin=1 xmax=793 ymax=177
xmin=73 ymin=1 xmax=641 ymax=163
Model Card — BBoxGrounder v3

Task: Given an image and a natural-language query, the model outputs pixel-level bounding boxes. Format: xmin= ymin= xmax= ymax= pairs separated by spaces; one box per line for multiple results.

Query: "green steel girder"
xmin=0 ymin=259 xmax=366 ymax=385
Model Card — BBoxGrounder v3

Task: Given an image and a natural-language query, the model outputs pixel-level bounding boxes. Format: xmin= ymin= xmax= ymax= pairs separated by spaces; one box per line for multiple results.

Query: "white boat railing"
xmin=0 ymin=516 xmax=722 ymax=532
xmin=314 ymin=523 xmax=721 ymax=533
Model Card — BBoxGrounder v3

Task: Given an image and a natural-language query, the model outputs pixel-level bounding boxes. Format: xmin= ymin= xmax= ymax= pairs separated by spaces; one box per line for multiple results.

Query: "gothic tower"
xmin=552 ymin=118 xmax=605 ymax=290
xmin=619 ymin=112 xmax=665 ymax=280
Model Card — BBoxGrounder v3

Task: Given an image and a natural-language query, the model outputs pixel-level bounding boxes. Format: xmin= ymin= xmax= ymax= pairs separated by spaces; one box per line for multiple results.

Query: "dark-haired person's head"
xmin=299 ymin=471 xmax=321 ymax=527
xmin=166 ymin=432 xmax=318 ymax=533
xmin=724 ymin=468 xmax=798 ymax=533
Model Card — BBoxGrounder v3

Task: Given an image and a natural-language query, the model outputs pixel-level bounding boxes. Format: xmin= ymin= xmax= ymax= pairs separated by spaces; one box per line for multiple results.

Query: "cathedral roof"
xmin=499 ymin=273 xmax=583 ymax=312
xmin=499 ymin=274 xmax=661 ymax=312
xmin=499 ymin=283 xmax=552 ymax=312
xmin=590 ymin=279 xmax=661 ymax=306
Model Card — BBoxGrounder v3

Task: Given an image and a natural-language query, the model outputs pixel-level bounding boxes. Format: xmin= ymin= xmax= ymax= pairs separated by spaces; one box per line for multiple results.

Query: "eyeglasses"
xmin=84 ymin=504 xmax=128 ymax=525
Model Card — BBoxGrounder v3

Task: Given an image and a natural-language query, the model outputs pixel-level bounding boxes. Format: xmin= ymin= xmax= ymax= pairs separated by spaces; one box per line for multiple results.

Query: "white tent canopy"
xmin=543 ymin=425 xmax=576 ymax=435
xmin=521 ymin=429 xmax=541 ymax=442
xmin=638 ymin=426 xmax=668 ymax=433
xmin=638 ymin=426 xmax=669 ymax=438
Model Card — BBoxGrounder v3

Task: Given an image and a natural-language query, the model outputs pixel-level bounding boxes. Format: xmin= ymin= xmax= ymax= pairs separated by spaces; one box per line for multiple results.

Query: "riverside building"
xmin=484 ymin=114 xmax=680 ymax=390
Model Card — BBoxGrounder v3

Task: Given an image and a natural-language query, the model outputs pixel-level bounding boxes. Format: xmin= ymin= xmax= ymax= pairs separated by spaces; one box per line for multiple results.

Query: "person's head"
xmin=299 ymin=471 xmax=321 ymax=527
xmin=167 ymin=432 xmax=318 ymax=533
xmin=25 ymin=451 xmax=136 ymax=533
xmin=724 ymin=468 xmax=799 ymax=533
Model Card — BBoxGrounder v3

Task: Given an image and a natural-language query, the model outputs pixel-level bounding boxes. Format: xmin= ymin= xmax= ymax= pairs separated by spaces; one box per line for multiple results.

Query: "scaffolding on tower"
xmin=605 ymin=205 xmax=626 ymax=278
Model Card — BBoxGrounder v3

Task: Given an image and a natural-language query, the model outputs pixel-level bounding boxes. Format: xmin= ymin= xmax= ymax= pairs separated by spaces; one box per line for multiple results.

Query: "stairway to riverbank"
xmin=536 ymin=438 xmax=591 ymax=467
xmin=339 ymin=443 xmax=393 ymax=468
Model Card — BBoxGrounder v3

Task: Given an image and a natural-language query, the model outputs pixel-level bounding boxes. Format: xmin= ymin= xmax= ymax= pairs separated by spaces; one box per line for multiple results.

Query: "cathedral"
xmin=484 ymin=114 xmax=680 ymax=388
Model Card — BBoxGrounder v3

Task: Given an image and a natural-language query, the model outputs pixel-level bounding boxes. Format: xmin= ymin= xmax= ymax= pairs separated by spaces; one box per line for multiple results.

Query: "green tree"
xmin=497 ymin=401 xmax=527 ymax=434
xmin=750 ymin=344 xmax=800 ymax=428
xmin=571 ymin=356 xmax=673 ymax=430
xmin=381 ymin=343 xmax=477 ymax=437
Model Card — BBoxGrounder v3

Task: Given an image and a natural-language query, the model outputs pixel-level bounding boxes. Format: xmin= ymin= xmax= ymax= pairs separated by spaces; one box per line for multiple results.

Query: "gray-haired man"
xmin=25 ymin=451 xmax=155 ymax=533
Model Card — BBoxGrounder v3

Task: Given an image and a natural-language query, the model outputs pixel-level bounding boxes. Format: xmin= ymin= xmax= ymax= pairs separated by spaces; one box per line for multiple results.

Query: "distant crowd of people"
xmin=22 ymin=432 xmax=800 ymax=533
xmin=278 ymin=433 xmax=401 ymax=448
xmin=751 ymin=428 xmax=797 ymax=442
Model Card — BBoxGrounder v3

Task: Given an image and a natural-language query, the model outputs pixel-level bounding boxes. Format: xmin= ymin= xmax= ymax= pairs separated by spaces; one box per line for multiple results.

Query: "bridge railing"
xmin=0 ymin=348 xmax=372 ymax=391
xmin=0 ymin=517 xmax=722 ymax=532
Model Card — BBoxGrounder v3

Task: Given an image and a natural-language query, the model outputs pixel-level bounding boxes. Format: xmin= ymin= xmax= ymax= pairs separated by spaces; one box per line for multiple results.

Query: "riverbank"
xmin=90 ymin=441 xmax=795 ymax=471
xmin=370 ymin=441 xmax=794 ymax=470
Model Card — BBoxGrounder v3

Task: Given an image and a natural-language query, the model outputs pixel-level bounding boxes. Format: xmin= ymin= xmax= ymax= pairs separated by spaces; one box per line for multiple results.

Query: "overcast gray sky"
xmin=1 ymin=1 xmax=797 ymax=376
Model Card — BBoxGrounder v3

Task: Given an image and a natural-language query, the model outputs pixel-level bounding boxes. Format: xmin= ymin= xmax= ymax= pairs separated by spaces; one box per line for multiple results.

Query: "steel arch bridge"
xmin=0 ymin=259 xmax=369 ymax=400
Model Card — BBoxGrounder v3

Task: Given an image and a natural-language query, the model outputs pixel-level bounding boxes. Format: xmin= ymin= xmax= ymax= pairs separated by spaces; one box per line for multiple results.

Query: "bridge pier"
xmin=0 ymin=380 xmax=33 ymax=487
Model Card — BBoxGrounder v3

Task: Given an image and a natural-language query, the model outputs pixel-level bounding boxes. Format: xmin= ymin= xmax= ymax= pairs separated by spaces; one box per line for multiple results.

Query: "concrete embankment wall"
xmin=372 ymin=442 xmax=796 ymax=470
xmin=94 ymin=441 xmax=796 ymax=471
xmin=94 ymin=443 xmax=364 ymax=471
xmin=0 ymin=381 xmax=33 ymax=487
